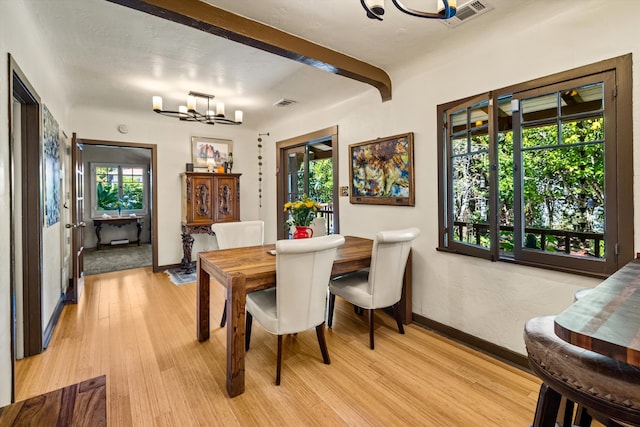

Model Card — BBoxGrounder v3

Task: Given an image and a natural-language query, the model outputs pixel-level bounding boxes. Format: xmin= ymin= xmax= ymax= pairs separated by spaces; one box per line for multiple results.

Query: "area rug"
xmin=165 ymin=267 xmax=196 ymax=286
xmin=84 ymin=244 xmax=152 ymax=275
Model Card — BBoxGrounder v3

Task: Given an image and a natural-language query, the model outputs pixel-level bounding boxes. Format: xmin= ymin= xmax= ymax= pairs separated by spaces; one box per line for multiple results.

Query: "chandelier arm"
xmin=390 ymin=0 xmax=455 ymax=19
xmin=152 ymin=92 xmax=242 ymax=125
xmin=154 ymin=109 xmax=190 ymax=119
xmin=360 ymin=0 xmax=383 ymax=21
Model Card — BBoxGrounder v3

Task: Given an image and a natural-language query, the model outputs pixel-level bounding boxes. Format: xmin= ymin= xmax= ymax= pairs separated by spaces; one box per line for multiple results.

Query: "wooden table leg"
xmin=226 ymin=273 xmax=246 ymax=397
xmin=399 ymin=249 xmax=413 ymax=325
xmin=197 ymin=258 xmax=210 ymax=342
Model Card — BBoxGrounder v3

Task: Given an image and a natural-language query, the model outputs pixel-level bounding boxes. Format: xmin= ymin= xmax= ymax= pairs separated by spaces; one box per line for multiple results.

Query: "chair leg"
xmin=532 ymin=383 xmax=562 ymax=427
xmin=220 ymin=299 xmax=227 ymax=327
xmin=557 ymin=397 xmax=574 ymax=427
xmin=573 ymin=404 xmax=592 ymax=427
xmin=392 ymin=303 xmax=405 ymax=335
xmin=276 ymin=335 xmax=283 ymax=385
xmin=354 ymin=306 xmax=363 ymax=315
xmin=327 ymin=292 xmax=336 ymax=328
xmin=368 ymin=309 xmax=375 ymax=350
xmin=315 ymin=324 xmax=331 ymax=364
xmin=245 ymin=312 xmax=253 ymax=351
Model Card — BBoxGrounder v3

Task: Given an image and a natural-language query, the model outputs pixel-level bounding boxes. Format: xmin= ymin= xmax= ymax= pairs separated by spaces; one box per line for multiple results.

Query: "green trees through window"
xmin=95 ymin=165 xmax=144 ymax=212
xmin=439 ymin=57 xmax=632 ymax=276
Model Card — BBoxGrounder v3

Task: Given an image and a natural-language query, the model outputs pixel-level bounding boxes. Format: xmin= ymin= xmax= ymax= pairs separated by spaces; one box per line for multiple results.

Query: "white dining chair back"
xmin=309 ymin=217 xmax=327 ymax=237
xmin=212 ymin=220 xmax=264 ymax=249
xmin=245 ymin=234 xmax=345 ymax=384
xmin=368 ymin=227 xmax=420 ymax=308
xmin=211 ymin=220 xmax=264 ymax=328
xmin=275 ymin=234 xmax=344 ymax=334
xmin=328 ymin=227 xmax=420 ymax=349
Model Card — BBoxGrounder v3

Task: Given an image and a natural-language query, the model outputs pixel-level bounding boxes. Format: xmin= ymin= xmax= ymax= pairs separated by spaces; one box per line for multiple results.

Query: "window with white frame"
xmin=92 ymin=163 xmax=147 ymax=216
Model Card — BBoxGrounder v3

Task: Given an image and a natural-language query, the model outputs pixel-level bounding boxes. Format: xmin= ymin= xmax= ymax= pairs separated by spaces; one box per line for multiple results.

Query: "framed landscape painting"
xmin=349 ymin=132 xmax=415 ymax=206
xmin=191 ymin=136 xmax=233 ymax=167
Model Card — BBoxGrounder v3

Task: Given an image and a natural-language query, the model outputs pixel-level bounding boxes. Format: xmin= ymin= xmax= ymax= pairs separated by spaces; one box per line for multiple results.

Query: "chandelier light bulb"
xmin=151 ymin=92 xmax=243 ymax=125
xmin=152 ymin=96 xmax=163 ymax=111
xmin=216 ymin=102 xmax=225 ymax=117
xmin=187 ymin=95 xmax=197 ymax=111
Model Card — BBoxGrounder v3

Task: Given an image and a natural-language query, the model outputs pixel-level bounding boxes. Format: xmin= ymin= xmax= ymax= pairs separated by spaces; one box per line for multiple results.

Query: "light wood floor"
xmin=16 ymin=267 xmax=544 ymax=426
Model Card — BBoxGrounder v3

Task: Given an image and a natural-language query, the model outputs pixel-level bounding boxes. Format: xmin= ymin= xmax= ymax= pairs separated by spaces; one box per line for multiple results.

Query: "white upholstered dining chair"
xmin=211 ymin=220 xmax=264 ymax=327
xmin=245 ymin=234 xmax=345 ymax=385
xmin=309 ymin=216 xmax=327 ymax=237
xmin=327 ymin=227 xmax=420 ymax=349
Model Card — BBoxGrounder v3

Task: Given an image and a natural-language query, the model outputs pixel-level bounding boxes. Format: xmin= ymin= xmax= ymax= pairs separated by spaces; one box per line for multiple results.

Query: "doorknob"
xmin=65 ymin=222 xmax=87 ymax=229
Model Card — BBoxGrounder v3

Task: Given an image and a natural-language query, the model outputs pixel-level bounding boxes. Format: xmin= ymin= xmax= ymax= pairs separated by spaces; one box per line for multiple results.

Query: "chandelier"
xmin=152 ymin=91 xmax=243 ymax=125
xmin=361 ymin=0 xmax=457 ymax=21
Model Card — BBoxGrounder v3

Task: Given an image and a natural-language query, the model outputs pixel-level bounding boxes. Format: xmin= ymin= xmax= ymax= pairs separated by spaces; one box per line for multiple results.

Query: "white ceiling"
xmin=21 ymin=0 xmax=522 ymax=128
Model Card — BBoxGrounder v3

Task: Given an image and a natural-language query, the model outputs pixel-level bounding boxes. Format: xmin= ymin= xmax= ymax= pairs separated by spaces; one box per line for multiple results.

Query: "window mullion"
xmin=488 ymin=95 xmax=499 ymax=261
xmin=512 ymin=98 xmax=524 ymax=260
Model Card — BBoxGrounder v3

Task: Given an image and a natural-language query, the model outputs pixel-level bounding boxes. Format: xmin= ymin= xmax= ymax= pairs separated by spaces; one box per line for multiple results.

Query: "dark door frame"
xmin=75 ymin=138 xmax=159 ymax=272
xmin=8 ymin=54 xmax=44 ymax=401
xmin=276 ymin=126 xmax=339 ymax=240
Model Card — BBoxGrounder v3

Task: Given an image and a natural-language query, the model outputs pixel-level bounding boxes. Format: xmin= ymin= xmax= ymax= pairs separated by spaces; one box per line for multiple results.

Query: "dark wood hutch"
xmin=181 ymin=172 xmax=240 ymax=271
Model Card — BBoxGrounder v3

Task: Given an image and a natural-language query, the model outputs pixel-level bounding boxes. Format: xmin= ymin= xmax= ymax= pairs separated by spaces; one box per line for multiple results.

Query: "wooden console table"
xmin=93 ymin=216 xmax=144 ymax=249
xmin=0 ymin=375 xmax=106 ymax=425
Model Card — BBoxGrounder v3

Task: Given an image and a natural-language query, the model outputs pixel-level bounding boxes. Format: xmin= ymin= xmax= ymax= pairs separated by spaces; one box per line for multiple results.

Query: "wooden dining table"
xmin=554 ymin=258 xmax=640 ymax=368
xmin=196 ymin=235 xmax=413 ymax=397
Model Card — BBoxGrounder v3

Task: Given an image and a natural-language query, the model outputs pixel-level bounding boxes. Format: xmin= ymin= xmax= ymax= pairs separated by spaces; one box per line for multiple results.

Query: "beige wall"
xmin=261 ymin=0 xmax=637 ymax=356
xmin=0 ymin=1 xmax=72 ymax=405
xmin=1 ymin=0 xmax=639 ymax=406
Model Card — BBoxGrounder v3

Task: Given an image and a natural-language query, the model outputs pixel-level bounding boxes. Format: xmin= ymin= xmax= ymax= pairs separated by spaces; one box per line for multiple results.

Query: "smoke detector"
xmin=441 ymin=0 xmax=493 ymax=27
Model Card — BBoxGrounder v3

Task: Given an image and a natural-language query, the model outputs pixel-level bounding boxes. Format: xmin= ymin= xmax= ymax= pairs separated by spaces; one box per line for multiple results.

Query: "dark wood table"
xmin=554 ymin=258 xmax=640 ymax=367
xmin=93 ymin=216 xmax=143 ymax=249
xmin=196 ymin=235 xmax=412 ymax=397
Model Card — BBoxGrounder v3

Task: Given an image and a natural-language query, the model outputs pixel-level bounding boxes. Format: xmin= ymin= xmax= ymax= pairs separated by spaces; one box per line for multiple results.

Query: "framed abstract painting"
xmin=349 ymin=132 xmax=415 ymax=206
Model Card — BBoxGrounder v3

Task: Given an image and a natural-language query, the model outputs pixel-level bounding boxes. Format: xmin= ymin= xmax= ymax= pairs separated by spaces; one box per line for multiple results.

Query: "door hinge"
xmin=615 ymin=243 xmax=620 ymax=255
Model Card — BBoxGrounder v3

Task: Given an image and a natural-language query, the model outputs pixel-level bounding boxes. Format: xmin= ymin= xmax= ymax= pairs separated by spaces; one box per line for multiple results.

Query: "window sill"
xmin=436 ymin=246 xmax=609 ymax=279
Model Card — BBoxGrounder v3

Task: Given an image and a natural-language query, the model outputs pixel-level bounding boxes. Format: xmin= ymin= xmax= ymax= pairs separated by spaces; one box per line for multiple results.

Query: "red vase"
xmin=293 ymin=226 xmax=313 ymax=239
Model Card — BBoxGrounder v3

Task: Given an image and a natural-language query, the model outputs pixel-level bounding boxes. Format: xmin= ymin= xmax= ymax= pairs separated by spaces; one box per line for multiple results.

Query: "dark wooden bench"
xmin=0 ymin=375 xmax=106 ymax=426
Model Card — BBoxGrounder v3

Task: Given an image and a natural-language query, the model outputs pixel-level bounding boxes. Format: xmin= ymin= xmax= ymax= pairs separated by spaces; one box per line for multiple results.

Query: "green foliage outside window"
xmin=96 ymin=165 xmax=144 ymax=211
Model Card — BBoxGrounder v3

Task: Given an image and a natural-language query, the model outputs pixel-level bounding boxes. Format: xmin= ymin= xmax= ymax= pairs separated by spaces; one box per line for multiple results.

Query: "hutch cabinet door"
xmin=213 ymin=175 xmax=240 ymax=222
xmin=185 ymin=174 xmax=215 ymax=225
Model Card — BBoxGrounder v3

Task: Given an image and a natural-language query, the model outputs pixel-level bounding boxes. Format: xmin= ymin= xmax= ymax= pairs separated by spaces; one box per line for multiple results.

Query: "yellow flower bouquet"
xmin=284 ymin=194 xmax=321 ymax=227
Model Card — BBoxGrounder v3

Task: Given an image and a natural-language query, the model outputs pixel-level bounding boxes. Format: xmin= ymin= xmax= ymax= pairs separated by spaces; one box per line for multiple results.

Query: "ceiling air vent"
xmin=440 ymin=0 xmax=493 ymax=27
xmin=273 ymin=98 xmax=297 ymax=107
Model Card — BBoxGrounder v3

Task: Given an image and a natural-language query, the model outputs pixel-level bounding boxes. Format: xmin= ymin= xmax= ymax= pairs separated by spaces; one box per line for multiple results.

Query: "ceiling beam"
xmin=106 ymin=0 xmax=392 ymax=101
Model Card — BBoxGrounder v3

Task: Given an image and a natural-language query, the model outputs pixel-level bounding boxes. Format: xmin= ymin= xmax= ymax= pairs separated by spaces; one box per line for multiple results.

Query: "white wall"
xmin=261 ymin=0 xmax=638 ymax=355
xmin=2 ymin=0 xmax=639 ymax=407
xmin=0 ymin=1 xmax=71 ymax=406
xmin=69 ymin=108 xmax=263 ymax=266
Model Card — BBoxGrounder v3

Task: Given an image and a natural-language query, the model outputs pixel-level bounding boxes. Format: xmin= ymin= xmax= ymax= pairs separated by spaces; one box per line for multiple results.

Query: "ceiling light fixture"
xmin=152 ymin=91 xmax=243 ymax=125
xmin=361 ymin=0 xmax=456 ymax=21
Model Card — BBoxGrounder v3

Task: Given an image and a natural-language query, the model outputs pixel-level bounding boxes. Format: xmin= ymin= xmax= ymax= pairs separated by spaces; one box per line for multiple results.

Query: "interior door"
xmin=67 ymin=134 xmax=85 ymax=303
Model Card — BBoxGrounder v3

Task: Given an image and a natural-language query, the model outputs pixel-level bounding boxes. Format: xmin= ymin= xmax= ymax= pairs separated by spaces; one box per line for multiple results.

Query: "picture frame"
xmin=191 ymin=136 xmax=233 ymax=167
xmin=43 ymin=104 xmax=61 ymax=226
xmin=349 ymin=132 xmax=415 ymax=206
